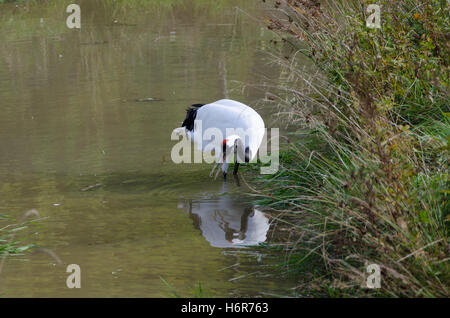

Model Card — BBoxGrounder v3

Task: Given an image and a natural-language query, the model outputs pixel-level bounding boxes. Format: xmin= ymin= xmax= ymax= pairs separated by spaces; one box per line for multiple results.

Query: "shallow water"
xmin=0 ymin=0 xmax=292 ymax=297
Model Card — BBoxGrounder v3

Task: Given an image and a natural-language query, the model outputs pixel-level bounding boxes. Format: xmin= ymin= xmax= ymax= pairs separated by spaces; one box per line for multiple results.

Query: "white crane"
xmin=173 ymin=99 xmax=265 ymax=179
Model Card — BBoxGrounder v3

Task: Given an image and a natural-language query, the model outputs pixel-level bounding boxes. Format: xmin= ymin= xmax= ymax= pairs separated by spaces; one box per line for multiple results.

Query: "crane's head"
xmin=223 ymin=135 xmax=250 ymax=163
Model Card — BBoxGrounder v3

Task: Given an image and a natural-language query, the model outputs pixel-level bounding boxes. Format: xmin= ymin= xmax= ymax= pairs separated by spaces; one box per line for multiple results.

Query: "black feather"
xmin=181 ymin=104 xmax=204 ymax=131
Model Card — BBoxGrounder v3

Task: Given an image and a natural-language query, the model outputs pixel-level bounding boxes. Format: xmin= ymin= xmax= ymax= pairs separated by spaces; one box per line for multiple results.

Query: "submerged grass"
xmin=251 ymin=0 xmax=449 ymax=297
xmin=0 ymin=211 xmax=41 ymax=276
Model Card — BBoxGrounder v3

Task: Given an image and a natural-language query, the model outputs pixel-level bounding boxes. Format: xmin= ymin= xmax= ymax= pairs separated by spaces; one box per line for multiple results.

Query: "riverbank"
xmin=249 ymin=0 xmax=449 ymax=297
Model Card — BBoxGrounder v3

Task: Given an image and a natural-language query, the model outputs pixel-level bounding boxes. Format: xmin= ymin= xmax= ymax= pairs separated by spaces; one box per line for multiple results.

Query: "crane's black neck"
xmin=181 ymin=104 xmax=204 ymax=131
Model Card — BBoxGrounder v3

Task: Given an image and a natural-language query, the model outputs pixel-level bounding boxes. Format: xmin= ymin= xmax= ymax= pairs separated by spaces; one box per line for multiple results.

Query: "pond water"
xmin=0 ymin=0 xmax=294 ymax=297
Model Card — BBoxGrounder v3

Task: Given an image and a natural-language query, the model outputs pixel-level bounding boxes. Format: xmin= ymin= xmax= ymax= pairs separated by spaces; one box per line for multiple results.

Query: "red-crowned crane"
xmin=173 ymin=99 xmax=265 ymax=179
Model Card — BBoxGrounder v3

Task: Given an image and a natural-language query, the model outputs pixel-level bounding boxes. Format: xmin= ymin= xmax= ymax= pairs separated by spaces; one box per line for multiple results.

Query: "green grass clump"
xmin=0 ymin=213 xmax=37 ymax=275
xmin=254 ymin=0 xmax=449 ymax=297
xmin=160 ymin=277 xmax=212 ymax=298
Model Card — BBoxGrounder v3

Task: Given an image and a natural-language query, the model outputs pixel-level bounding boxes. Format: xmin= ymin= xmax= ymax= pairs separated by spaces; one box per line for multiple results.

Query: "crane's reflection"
xmin=178 ymin=184 xmax=270 ymax=248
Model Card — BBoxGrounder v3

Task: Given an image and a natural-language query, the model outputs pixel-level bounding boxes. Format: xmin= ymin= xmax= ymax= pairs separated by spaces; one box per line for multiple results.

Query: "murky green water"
xmin=0 ymin=0 xmax=292 ymax=297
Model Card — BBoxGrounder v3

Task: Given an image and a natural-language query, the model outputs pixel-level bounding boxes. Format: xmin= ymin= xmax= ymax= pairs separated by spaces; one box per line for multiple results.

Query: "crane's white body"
xmin=174 ymin=99 xmax=265 ymax=178
xmin=191 ymin=99 xmax=264 ymax=159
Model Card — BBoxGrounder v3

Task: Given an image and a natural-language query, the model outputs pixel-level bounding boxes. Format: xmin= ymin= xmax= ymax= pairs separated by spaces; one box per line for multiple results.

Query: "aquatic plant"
xmin=0 ymin=210 xmax=40 ymax=275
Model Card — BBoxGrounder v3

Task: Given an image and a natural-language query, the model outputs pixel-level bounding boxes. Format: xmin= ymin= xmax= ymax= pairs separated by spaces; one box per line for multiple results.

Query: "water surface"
xmin=0 ymin=0 xmax=292 ymax=297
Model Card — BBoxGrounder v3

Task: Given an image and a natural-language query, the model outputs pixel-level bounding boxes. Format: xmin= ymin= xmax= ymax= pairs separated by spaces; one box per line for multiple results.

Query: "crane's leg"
xmin=233 ymin=140 xmax=240 ymax=175
xmin=220 ymin=141 xmax=230 ymax=180
xmin=217 ymin=150 xmax=229 ymax=180
xmin=209 ymin=162 xmax=220 ymax=177
xmin=234 ymin=173 xmax=241 ymax=186
xmin=212 ymin=144 xmax=227 ymax=180
xmin=233 ymin=163 xmax=240 ymax=175
xmin=221 ymin=163 xmax=229 ymax=179
xmin=211 ymin=143 xmax=225 ymax=178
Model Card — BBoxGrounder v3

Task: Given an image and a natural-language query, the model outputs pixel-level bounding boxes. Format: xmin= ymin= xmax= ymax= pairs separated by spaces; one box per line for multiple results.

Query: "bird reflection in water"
xmin=178 ymin=185 xmax=270 ymax=248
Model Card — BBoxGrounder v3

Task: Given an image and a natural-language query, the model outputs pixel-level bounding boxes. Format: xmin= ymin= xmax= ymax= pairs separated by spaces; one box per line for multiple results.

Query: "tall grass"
xmin=254 ymin=0 xmax=449 ymax=297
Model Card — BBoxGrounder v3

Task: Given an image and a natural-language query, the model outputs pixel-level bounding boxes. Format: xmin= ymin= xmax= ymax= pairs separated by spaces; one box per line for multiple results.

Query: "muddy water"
xmin=0 ymin=0 xmax=292 ymax=297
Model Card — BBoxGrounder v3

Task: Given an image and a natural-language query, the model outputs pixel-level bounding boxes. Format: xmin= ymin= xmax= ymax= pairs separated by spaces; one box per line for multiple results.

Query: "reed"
xmin=252 ymin=0 xmax=449 ymax=297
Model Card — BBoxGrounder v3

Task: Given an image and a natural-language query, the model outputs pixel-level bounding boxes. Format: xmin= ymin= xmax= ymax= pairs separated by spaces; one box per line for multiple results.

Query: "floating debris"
xmin=80 ymin=41 xmax=108 ymax=45
xmin=80 ymin=183 xmax=102 ymax=191
xmin=116 ymin=97 xmax=164 ymax=103
xmin=207 ymin=24 xmax=235 ymax=26
xmin=110 ymin=20 xmax=138 ymax=27
xmin=133 ymin=97 xmax=164 ymax=102
xmin=122 ymin=179 xmax=138 ymax=184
